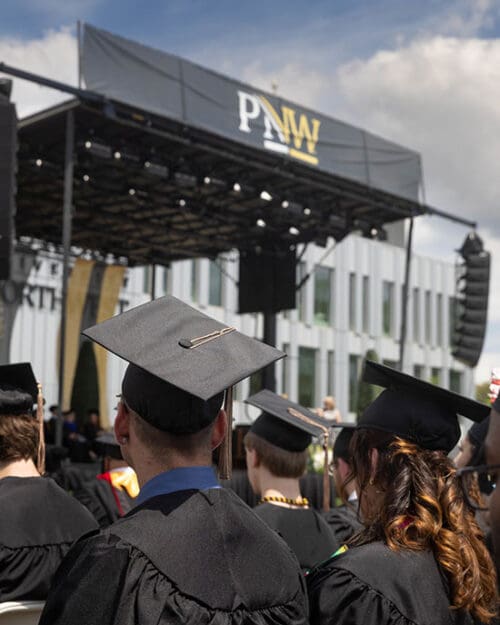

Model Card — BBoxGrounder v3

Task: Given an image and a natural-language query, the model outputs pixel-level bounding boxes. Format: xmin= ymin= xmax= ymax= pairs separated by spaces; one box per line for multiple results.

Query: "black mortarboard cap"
xmin=95 ymin=432 xmax=123 ymax=460
xmin=359 ymin=361 xmax=490 ymax=452
xmin=0 ymin=363 xmax=38 ymax=415
xmin=246 ymin=389 xmax=330 ymax=452
xmin=83 ymin=295 xmax=284 ymax=434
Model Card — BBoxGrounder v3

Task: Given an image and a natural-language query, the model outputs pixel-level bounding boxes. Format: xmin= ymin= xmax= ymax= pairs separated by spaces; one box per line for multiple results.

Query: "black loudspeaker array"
xmin=0 ymin=98 xmax=17 ymax=281
xmin=452 ymin=232 xmax=490 ymax=368
xmin=238 ymin=247 xmax=296 ymax=314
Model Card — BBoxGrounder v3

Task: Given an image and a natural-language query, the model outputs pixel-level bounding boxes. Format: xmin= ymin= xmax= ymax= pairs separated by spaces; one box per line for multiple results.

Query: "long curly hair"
xmin=348 ymin=428 xmax=498 ymax=624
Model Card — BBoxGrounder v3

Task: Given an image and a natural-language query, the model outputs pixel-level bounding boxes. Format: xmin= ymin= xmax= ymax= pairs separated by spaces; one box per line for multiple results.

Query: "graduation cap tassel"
xmin=36 ymin=382 xmax=46 ymax=475
xmin=218 ymin=385 xmax=233 ymax=480
xmin=322 ymin=432 xmax=330 ymax=513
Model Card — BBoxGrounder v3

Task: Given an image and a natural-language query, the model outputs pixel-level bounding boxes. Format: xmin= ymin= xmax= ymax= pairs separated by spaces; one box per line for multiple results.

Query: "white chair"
xmin=0 ymin=601 xmax=45 ymax=624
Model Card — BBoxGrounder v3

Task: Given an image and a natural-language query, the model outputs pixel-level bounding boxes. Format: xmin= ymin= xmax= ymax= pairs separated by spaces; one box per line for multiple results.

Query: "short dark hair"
xmin=0 ymin=413 xmax=39 ymax=463
xmin=244 ymin=430 xmax=307 ymax=478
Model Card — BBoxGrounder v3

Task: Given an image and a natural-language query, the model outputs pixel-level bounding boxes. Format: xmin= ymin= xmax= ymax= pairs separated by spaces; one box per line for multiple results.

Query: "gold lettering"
xmin=281 ymin=106 xmax=321 ymax=155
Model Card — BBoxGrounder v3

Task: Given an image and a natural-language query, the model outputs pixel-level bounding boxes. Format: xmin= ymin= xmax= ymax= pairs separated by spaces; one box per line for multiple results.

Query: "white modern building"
xmin=6 ymin=227 xmax=471 ymax=427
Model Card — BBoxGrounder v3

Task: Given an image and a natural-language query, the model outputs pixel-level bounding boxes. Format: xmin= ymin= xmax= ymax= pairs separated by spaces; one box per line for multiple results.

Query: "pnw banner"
xmin=60 ymin=259 xmax=125 ymax=428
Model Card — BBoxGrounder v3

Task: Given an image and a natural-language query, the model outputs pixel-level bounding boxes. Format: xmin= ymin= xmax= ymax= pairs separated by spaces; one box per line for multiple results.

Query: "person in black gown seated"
xmin=323 ymin=426 xmax=363 ymax=544
xmin=244 ymin=389 xmax=338 ymax=572
xmin=74 ymin=431 xmax=139 ymax=528
xmin=39 ymin=296 xmax=308 ymax=625
xmin=307 ymin=360 xmax=498 ymax=625
xmin=0 ymin=363 xmax=97 ymax=602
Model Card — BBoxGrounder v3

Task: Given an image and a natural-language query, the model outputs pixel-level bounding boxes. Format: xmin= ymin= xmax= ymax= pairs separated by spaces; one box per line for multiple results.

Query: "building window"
xmin=209 ymin=259 xmax=222 ymax=306
xmin=191 ymin=260 xmax=198 ymax=302
xmin=314 ymin=266 xmax=331 ymax=326
xmin=297 ymin=261 xmax=307 ymax=322
xmin=414 ymin=364 xmax=424 ymax=379
xmin=349 ymin=273 xmax=356 ymax=332
xmin=162 ymin=266 xmax=169 ymax=294
xmin=425 ymin=290 xmax=432 ymax=344
xmin=431 ymin=367 xmax=441 ymax=385
xmin=298 ymin=347 xmax=316 ymax=407
xmin=413 ymin=288 xmax=420 ymax=343
xmin=448 ymin=296 xmax=457 ymax=347
xmin=449 ymin=369 xmax=462 ymax=393
xmin=362 ymin=276 xmax=370 ymax=334
xmin=382 ymin=281 xmax=394 ymax=337
xmin=143 ymin=266 xmax=151 ymax=294
xmin=327 ymin=350 xmax=335 ymax=396
xmin=436 ymin=293 xmax=443 ymax=346
xmin=281 ymin=343 xmax=290 ymax=396
xmin=349 ymin=354 xmax=360 ymax=412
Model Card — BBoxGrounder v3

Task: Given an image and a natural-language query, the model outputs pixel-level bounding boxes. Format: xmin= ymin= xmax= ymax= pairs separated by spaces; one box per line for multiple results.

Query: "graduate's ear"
xmin=245 ymin=446 xmax=260 ymax=469
xmin=114 ymin=400 xmax=131 ymax=447
xmin=210 ymin=409 xmax=227 ymax=451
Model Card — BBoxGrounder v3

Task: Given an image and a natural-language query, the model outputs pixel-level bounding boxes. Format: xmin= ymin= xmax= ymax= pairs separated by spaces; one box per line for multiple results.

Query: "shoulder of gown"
xmin=40 ymin=488 xmax=308 ymax=625
xmin=322 ymin=504 xmax=363 ymax=545
xmin=307 ymin=541 xmax=475 ymax=625
xmin=0 ymin=476 xmax=98 ymax=602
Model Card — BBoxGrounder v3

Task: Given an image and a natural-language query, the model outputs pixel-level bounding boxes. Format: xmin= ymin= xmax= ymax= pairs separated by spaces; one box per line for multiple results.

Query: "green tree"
xmin=356 ymin=349 xmax=380 ymax=420
xmin=475 ymin=381 xmax=490 ymax=405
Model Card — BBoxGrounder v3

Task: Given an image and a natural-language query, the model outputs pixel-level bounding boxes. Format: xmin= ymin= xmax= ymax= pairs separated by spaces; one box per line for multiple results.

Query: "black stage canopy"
xmin=17 ymin=95 xmax=425 ymax=266
xmin=13 ymin=24 xmax=432 ymax=267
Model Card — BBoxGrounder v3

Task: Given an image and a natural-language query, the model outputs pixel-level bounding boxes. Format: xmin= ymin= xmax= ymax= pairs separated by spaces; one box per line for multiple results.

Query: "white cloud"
xmin=0 ymin=27 xmax=78 ymax=117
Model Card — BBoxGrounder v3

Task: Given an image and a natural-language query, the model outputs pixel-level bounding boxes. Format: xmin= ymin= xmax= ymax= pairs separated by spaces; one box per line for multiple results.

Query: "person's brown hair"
xmin=0 ymin=413 xmax=39 ymax=464
xmin=349 ymin=428 xmax=498 ymax=623
xmin=244 ymin=430 xmax=307 ymax=478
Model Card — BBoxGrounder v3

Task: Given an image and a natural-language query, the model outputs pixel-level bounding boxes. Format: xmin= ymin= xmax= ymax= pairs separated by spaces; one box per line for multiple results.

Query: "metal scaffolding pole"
xmin=398 ymin=216 xmax=414 ymax=371
xmin=55 ymin=110 xmax=75 ymax=446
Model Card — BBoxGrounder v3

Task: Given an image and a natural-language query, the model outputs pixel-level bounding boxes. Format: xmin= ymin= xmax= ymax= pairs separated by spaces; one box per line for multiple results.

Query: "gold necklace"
xmin=259 ymin=495 xmax=309 ymax=507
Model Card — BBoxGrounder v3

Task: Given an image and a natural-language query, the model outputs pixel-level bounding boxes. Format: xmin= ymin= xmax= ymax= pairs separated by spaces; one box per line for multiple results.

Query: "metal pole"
xmin=262 ymin=311 xmax=277 ymax=392
xmin=77 ymin=21 xmax=82 ymax=89
xmin=150 ymin=264 xmax=156 ymax=300
xmin=398 ymin=216 xmax=414 ymax=371
xmin=56 ymin=110 xmax=75 ymax=446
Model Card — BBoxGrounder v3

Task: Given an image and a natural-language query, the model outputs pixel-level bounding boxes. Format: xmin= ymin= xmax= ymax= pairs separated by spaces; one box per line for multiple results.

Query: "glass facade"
xmin=382 ymin=281 xmax=394 ymax=337
xmin=425 ymin=290 xmax=432 ymax=344
xmin=362 ymin=275 xmax=370 ymax=334
xmin=349 ymin=273 xmax=356 ymax=331
xmin=413 ymin=288 xmax=420 ymax=343
xmin=436 ymin=293 xmax=443 ymax=346
xmin=281 ymin=343 xmax=290 ymax=396
xmin=191 ymin=260 xmax=198 ymax=302
xmin=209 ymin=260 xmax=222 ymax=306
xmin=349 ymin=354 xmax=360 ymax=412
xmin=327 ymin=350 xmax=335 ymax=396
xmin=298 ymin=347 xmax=316 ymax=407
xmin=314 ymin=266 xmax=331 ymax=325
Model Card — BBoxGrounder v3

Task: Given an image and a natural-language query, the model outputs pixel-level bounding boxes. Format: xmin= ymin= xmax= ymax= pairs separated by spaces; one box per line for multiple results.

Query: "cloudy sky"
xmin=1 ymin=0 xmax=498 ymax=382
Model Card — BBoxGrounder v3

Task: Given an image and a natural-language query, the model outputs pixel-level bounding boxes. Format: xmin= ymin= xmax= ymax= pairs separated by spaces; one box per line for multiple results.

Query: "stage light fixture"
xmin=35 ymin=159 xmax=43 ymax=167
xmin=85 ymin=141 xmax=92 ymax=149
xmin=129 ymin=188 xmax=136 ymax=196
xmin=233 ymin=182 xmax=241 ymax=192
xmin=304 ymin=207 xmax=311 ymax=216
xmin=83 ymin=174 xmax=90 ymax=182
xmin=260 ymin=190 xmax=272 ymax=201
xmin=204 ymin=176 xmax=211 ymax=184
xmin=289 ymin=226 xmax=300 ymax=236
xmin=256 ymin=219 xmax=266 ymax=228
xmin=282 ymin=200 xmax=289 ymax=209
xmin=114 ymin=151 xmax=122 ymax=160
xmin=179 ymin=199 xmax=186 ymax=207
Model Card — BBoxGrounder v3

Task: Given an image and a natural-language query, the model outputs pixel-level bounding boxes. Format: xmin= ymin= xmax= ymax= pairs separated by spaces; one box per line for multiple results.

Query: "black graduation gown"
xmin=0 ymin=476 xmax=98 ymax=602
xmin=322 ymin=502 xmax=363 ymax=545
xmin=75 ymin=476 xmax=136 ymax=528
xmin=39 ymin=488 xmax=308 ymax=625
xmin=254 ymin=502 xmax=339 ymax=571
xmin=307 ymin=541 xmax=476 ymax=625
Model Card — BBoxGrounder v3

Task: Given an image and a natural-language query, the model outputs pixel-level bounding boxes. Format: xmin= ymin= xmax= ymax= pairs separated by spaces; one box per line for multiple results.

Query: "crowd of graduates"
xmin=0 ymin=294 xmax=499 ymax=624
